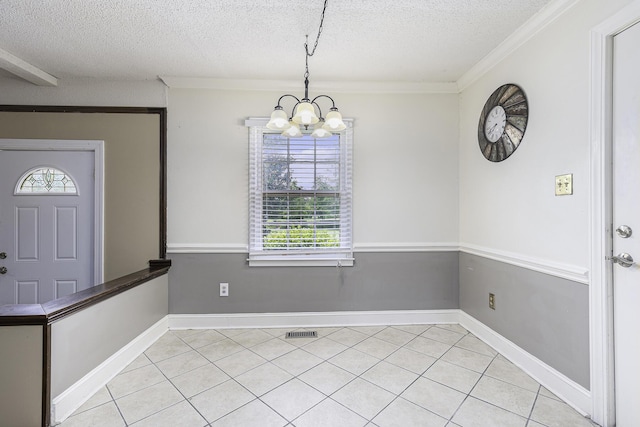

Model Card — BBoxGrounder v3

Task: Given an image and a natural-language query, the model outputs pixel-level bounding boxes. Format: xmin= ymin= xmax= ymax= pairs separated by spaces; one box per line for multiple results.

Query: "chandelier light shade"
xmin=322 ymin=108 xmax=347 ymax=131
xmin=281 ymin=122 xmax=303 ymax=138
xmin=266 ymin=0 xmax=346 ymax=139
xmin=266 ymin=107 xmax=291 ymax=131
xmin=311 ymin=122 xmax=332 ymax=138
xmin=292 ymin=102 xmax=320 ymax=125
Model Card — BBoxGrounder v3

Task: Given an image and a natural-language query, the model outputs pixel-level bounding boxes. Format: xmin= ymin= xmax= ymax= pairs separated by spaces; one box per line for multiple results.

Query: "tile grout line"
xmin=146 ymin=332 xmax=220 ymax=426
xmin=60 ymin=324 xmax=585 ymax=427
xmin=446 ymin=350 xmax=498 ymax=423
xmin=277 ymin=324 xmax=464 ymax=424
xmin=285 ymin=325 xmax=449 ymax=424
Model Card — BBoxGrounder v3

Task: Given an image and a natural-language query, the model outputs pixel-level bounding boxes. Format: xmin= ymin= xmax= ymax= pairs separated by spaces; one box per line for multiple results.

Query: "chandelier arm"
xmin=311 ymin=94 xmax=337 ymax=110
xmin=276 ymin=94 xmax=301 ymax=108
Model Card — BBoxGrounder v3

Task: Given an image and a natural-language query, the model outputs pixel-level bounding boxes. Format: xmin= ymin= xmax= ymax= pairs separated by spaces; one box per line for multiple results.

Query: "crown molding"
xmin=456 ymin=0 xmax=581 ymax=91
xmin=159 ymin=76 xmax=458 ymax=94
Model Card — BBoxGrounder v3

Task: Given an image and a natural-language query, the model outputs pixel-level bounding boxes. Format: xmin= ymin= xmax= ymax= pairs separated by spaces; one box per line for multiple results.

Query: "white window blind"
xmin=247 ymin=119 xmax=353 ymax=266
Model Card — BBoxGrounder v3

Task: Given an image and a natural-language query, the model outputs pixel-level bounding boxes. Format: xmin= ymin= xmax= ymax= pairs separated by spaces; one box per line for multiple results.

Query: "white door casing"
xmin=0 ymin=139 xmax=104 ymax=304
xmin=611 ymin=20 xmax=640 ymax=427
xmin=590 ymin=3 xmax=640 ymax=426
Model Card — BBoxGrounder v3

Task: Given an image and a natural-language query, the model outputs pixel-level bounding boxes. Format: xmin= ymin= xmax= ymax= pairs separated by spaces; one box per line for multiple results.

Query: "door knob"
xmin=616 ymin=225 xmax=633 ymax=238
xmin=0 ymin=252 xmax=6 ymax=259
xmin=610 ymin=253 xmax=635 ymax=268
xmin=0 ymin=266 xmax=6 ymax=274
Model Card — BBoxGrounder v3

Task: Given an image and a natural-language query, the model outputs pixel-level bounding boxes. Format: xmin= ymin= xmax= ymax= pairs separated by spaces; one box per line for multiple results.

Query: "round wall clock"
xmin=477 ymin=83 xmax=529 ymax=162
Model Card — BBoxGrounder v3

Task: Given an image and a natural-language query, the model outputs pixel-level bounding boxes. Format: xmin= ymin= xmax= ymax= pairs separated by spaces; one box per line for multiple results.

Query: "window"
xmin=15 ymin=167 xmax=78 ymax=194
xmin=247 ymin=119 xmax=353 ymax=266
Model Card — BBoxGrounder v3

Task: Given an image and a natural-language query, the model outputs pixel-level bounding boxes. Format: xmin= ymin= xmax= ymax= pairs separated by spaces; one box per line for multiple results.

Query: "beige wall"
xmin=0 ymin=325 xmax=43 ymax=427
xmin=0 ymin=112 xmax=160 ymax=281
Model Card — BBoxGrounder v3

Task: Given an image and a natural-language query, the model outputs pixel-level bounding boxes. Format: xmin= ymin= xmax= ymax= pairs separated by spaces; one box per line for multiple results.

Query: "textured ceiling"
xmin=0 ymin=0 xmax=553 ymax=84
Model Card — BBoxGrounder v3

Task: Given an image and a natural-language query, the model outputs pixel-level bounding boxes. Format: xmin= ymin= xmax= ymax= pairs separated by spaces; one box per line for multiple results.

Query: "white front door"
xmin=612 ymin=20 xmax=640 ymax=426
xmin=0 ymin=150 xmax=94 ymax=304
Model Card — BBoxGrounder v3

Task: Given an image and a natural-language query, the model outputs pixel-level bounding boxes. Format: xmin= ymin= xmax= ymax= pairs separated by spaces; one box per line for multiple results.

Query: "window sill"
xmin=248 ymin=258 xmax=354 ymax=267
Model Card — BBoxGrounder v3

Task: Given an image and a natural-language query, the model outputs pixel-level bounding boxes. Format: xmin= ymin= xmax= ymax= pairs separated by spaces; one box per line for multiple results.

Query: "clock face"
xmin=484 ymin=106 xmax=507 ymax=142
xmin=477 ymin=84 xmax=529 ymax=162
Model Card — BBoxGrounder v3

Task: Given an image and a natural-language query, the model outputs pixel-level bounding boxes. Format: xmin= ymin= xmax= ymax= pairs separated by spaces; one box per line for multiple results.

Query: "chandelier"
xmin=266 ymin=0 xmax=346 ymax=138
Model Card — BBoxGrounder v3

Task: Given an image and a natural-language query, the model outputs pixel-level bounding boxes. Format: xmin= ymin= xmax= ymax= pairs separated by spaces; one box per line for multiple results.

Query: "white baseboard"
xmin=458 ymin=311 xmax=592 ymax=417
xmin=51 ymin=309 xmax=592 ymax=425
xmin=168 ymin=309 xmax=460 ymax=330
xmin=51 ymin=316 xmax=169 ymax=424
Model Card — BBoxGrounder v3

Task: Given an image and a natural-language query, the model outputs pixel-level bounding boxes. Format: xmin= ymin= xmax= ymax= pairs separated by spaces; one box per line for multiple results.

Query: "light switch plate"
xmin=555 ymin=174 xmax=573 ymax=196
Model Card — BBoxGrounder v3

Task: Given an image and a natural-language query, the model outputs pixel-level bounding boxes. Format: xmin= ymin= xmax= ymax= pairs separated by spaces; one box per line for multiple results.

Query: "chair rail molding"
xmin=459 ymin=243 xmax=589 ymax=284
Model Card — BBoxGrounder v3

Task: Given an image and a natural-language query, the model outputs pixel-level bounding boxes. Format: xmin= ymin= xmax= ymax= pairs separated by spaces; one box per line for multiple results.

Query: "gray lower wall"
xmin=459 ymin=252 xmax=590 ymax=389
xmin=169 ymin=252 xmax=459 ymax=314
xmin=51 ymin=275 xmax=169 ymax=396
xmin=168 ymin=251 xmax=588 ymax=389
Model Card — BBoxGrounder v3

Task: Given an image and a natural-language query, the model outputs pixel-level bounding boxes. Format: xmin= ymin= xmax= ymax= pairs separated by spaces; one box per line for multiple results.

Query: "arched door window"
xmin=14 ymin=166 xmax=78 ymax=195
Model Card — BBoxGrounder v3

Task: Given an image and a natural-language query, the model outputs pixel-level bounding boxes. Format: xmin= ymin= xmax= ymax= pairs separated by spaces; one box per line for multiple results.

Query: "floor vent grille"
xmin=285 ymin=331 xmax=317 ymax=339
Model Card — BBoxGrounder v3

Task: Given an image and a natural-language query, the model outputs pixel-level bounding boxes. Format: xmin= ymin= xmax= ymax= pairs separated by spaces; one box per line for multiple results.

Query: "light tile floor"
xmin=60 ymin=324 xmax=599 ymax=427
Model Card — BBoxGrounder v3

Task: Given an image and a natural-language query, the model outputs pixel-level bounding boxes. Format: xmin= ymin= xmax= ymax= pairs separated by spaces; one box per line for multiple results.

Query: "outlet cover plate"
xmin=220 ymin=282 xmax=229 ymax=297
xmin=555 ymin=174 xmax=573 ymax=196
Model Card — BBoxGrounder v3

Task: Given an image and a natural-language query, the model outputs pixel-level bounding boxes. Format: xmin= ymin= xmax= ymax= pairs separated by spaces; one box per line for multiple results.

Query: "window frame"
xmin=246 ymin=118 xmax=354 ymax=267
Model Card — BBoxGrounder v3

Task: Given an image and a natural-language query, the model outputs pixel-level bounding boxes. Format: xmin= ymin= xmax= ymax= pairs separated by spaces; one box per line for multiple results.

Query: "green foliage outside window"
xmin=263 ymin=226 xmax=339 ymax=248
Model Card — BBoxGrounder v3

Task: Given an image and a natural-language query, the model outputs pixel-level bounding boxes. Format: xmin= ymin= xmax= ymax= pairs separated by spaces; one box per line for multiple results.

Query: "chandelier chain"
xmin=304 ymin=0 xmax=329 ymax=79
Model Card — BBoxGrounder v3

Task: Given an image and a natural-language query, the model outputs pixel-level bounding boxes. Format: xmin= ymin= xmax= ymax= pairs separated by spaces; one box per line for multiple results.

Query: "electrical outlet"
xmin=555 ymin=174 xmax=573 ymax=196
xmin=489 ymin=293 xmax=495 ymax=310
xmin=220 ymin=282 xmax=229 ymax=297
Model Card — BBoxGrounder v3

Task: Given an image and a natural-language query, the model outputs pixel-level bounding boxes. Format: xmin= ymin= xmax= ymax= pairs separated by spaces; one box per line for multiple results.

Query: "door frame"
xmin=589 ymin=2 xmax=640 ymax=426
xmin=0 ymin=138 xmax=104 ymax=285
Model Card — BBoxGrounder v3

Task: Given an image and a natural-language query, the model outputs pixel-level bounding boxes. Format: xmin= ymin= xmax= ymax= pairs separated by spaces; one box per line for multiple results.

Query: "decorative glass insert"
xmin=16 ymin=167 xmax=78 ymax=194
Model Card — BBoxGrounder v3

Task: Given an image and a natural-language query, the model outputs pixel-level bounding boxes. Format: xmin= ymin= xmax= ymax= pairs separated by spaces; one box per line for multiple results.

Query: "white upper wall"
xmin=458 ymin=0 xmax=634 ymax=269
xmin=167 ymin=88 xmax=460 ymax=250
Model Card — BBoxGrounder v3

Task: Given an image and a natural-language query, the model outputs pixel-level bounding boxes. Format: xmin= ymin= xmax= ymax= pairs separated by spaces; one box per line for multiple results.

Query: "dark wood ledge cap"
xmin=43 ymin=266 xmax=170 ymax=323
xmin=0 ymin=304 xmax=47 ymax=326
xmin=149 ymin=259 xmax=172 ymax=269
xmin=1 ymin=261 xmax=170 ymax=326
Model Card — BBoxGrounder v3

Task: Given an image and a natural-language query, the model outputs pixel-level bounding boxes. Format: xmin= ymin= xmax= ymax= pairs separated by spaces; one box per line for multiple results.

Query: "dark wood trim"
xmin=0 ymin=266 xmax=170 ymax=427
xmin=159 ymin=108 xmax=168 ymax=259
xmin=0 ymin=105 xmax=168 ymax=261
xmin=0 ymin=105 xmax=169 ymax=426
xmin=0 ymin=266 xmax=169 ymax=325
xmin=149 ymin=258 xmax=172 ymax=269
xmin=42 ymin=266 xmax=170 ymax=323
xmin=0 ymin=105 xmax=164 ymax=115
xmin=42 ymin=324 xmax=52 ymax=427
xmin=0 ymin=304 xmax=47 ymax=326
